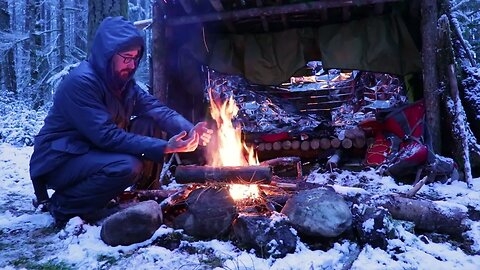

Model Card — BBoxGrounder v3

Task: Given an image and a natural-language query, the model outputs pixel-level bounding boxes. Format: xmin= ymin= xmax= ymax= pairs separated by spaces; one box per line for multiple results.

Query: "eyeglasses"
xmin=117 ymin=53 xmax=140 ymax=64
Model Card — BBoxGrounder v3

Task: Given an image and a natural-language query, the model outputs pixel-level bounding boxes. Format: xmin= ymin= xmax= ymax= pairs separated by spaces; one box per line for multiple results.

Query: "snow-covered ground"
xmin=0 ymin=143 xmax=479 ymax=270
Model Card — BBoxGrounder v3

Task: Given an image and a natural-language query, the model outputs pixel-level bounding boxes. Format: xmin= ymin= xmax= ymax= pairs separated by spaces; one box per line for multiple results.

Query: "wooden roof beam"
xmin=209 ymin=0 xmax=237 ymax=32
xmin=179 ymin=0 xmax=193 ymax=14
xmin=256 ymin=0 xmax=270 ymax=32
xmin=166 ymin=0 xmax=401 ymax=26
xmin=276 ymin=0 xmax=289 ymax=28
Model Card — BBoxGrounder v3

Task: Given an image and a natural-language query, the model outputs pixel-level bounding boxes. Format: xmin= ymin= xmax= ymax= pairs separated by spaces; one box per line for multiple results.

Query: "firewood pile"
xmin=206 ymin=66 xmax=406 ymax=165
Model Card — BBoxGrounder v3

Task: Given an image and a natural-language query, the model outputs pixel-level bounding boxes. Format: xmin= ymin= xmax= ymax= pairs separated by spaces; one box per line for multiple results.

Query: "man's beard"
xmin=118 ymin=68 xmax=134 ymax=80
xmin=111 ymin=68 xmax=135 ymax=94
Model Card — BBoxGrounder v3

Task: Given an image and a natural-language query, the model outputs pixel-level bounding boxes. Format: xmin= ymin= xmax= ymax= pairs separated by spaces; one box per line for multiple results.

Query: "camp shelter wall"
xmin=149 ymin=0 xmax=440 ymax=150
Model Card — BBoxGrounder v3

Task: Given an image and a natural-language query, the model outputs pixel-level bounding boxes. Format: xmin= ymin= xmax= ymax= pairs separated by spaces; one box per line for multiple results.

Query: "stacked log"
xmin=255 ymin=135 xmax=367 ymax=153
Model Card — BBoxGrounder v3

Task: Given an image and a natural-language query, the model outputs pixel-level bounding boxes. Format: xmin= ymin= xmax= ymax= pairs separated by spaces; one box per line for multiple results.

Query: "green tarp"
xmin=183 ymin=13 xmax=421 ymax=85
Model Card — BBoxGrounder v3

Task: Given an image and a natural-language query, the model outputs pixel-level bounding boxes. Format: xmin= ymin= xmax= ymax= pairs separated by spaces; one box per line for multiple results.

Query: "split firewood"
xmin=175 ymin=165 xmax=272 ymax=184
xmin=265 ymin=143 xmax=272 ymax=151
xmin=310 ymin=139 xmax=320 ymax=150
xmin=344 ymin=128 xmax=357 ymax=139
xmin=282 ymin=140 xmax=292 ymax=150
xmin=291 ymin=140 xmax=300 ymax=150
xmin=341 ymin=138 xmax=353 ymax=149
xmin=353 ymin=136 xmax=366 ymax=148
xmin=300 ymin=141 xmax=310 ymax=151
xmin=331 ymin=137 xmax=341 ymax=148
xmin=320 ymin=138 xmax=331 ymax=149
xmin=273 ymin=141 xmax=282 ymax=151
xmin=257 ymin=143 xmax=265 ymax=151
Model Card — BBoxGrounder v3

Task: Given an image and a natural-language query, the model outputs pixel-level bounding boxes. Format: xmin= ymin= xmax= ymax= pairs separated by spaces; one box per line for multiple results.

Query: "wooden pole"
xmin=152 ymin=0 xmax=167 ymax=103
xmin=421 ymin=0 xmax=441 ymax=153
xmin=166 ymin=0 xmax=400 ymax=26
xmin=175 ymin=165 xmax=272 ymax=184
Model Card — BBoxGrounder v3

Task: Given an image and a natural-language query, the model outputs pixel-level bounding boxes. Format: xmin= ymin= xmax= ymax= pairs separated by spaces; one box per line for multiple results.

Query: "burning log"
xmin=175 ymin=165 xmax=272 ymax=184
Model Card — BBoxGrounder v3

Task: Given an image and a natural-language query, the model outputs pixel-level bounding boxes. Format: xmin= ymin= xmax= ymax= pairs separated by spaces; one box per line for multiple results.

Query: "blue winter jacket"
xmin=29 ymin=17 xmax=193 ymax=180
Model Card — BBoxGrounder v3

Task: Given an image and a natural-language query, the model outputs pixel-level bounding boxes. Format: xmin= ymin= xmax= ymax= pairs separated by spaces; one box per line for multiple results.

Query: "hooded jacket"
xmin=30 ymin=16 xmax=193 ymax=182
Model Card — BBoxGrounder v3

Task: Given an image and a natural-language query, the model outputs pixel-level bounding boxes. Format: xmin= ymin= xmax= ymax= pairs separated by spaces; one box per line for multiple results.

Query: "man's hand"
xmin=165 ymin=130 xmax=199 ymax=153
xmin=188 ymin=122 xmax=213 ymax=147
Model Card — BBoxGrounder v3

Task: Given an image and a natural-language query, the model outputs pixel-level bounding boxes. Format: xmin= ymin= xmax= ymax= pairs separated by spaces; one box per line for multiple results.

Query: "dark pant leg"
xmin=129 ymin=116 xmax=165 ymax=189
xmin=45 ymin=150 xmax=142 ymax=220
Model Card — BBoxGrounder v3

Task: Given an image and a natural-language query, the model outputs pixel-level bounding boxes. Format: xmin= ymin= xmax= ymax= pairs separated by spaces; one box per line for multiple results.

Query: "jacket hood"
xmin=88 ymin=16 xmax=145 ymax=91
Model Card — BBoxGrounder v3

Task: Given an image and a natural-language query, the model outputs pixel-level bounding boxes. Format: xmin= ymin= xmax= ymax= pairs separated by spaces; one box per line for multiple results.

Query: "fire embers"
xmin=165 ymin=183 xmax=298 ymax=258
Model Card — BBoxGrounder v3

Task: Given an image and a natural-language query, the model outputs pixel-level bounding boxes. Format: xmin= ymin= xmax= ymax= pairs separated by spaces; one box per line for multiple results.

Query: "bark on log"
xmin=379 ymin=194 xmax=468 ymax=236
xmin=175 ymin=165 xmax=272 ymax=184
xmin=339 ymin=190 xmax=469 ymax=236
xmin=421 ymin=0 xmax=441 ymax=153
xmin=437 ymin=15 xmax=473 ymax=185
xmin=447 ymin=64 xmax=473 ymax=187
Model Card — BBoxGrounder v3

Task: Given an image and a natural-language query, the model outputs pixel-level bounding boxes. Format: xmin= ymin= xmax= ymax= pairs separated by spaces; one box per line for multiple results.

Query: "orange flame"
xmin=207 ymin=89 xmax=259 ymax=167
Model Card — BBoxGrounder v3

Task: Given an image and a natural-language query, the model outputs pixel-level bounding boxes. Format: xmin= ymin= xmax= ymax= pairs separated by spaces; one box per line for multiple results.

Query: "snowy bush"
xmin=0 ymin=93 xmax=47 ymax=146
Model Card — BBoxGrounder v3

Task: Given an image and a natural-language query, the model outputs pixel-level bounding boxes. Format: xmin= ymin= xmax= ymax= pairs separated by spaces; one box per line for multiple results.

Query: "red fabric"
xmin=383 ymin=101 xmax=425 ymax=139
xmin=260 ymin=132 xmax=290 ymax=142
xmin=365 ymin=133 xmax=391 ymax=166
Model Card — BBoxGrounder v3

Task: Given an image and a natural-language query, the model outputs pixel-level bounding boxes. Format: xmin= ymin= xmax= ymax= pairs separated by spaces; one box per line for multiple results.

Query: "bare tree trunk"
xmin=152 ymin=0 xmax=167 ymax=103
xmin=421 ymin=0 xmax=441 ymax=153
xmin=57 ymin=0 xmax=66 ymax=65
xmin=0 ymin=0 xmax=17 ymax=94
xmin=25 ymin=0 xmax=39 ymax=86
xmin=87 ymin=0 xmax=128 ymax=54
xmin=437 ymin=15 xmax=473 ymax=186
xmin=74 ymin=0 xmax=87 ymax=57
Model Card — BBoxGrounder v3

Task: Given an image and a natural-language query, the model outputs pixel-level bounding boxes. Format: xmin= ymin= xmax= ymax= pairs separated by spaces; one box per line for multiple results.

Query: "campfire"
xmin=198 ymin=88 xmax=263 ymax=201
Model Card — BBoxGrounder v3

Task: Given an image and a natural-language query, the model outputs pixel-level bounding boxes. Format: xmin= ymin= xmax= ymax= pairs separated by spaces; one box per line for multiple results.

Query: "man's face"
xmin=112 ymin=47 xmax=141 ymax=80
